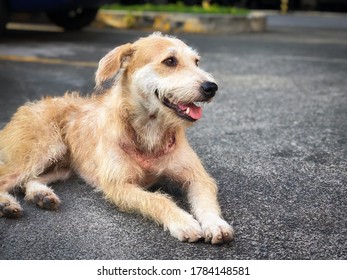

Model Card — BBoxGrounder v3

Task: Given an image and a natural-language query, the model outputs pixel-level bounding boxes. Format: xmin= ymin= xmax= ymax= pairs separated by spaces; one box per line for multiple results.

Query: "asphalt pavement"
xmin=0 ymin=14 xmax=346 ymax=260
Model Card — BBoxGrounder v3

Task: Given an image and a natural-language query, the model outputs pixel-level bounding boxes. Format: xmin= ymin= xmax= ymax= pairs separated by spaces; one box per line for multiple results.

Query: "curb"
xmin=94 ymin=10 xmax=267 ymax=34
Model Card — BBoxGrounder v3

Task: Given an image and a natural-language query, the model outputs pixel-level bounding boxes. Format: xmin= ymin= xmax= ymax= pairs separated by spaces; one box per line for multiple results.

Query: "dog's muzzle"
xmin=155 ymin=81 xmax=218 ymax=122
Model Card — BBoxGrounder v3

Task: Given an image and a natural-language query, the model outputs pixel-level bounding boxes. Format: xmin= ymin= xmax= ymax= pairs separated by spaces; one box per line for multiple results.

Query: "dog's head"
xmin=95 ymin=32 xmax=218 ymax=124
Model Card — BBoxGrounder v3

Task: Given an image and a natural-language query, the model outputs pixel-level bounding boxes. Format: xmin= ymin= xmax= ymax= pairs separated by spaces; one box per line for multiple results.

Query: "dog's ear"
xmin=95 ymin=43 xmax=134 ymax=87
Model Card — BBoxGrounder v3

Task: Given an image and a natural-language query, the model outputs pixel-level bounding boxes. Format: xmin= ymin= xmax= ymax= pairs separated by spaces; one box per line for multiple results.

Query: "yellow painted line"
xmin=0 ymin=54 xmax=98 ymax=68
xmin=7 ymin=22 xmax=64 ymax=33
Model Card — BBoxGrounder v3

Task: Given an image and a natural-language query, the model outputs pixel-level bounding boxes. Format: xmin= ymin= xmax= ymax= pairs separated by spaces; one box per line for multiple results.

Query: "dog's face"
xmin=95 ymin=33 xmax=218 ymax=124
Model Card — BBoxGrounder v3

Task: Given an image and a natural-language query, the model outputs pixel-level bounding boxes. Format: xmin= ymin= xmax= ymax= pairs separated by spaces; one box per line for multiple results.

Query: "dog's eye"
xmin=195 ymin=59 xmax=199 ymax=67
xmin=162 ymin=57 xmax=178 ymax=67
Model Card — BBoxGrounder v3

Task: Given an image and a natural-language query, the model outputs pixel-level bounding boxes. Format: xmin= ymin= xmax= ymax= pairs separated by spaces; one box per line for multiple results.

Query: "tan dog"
xmin=0 ymin=33 xmax=233 ymax=244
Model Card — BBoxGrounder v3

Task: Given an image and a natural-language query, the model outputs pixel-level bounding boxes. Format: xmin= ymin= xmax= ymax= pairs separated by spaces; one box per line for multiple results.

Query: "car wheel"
xmin=0 ymin=0 xmax=9 ymax=34
xmin=46 ymin=7 xmax=98 ymax=31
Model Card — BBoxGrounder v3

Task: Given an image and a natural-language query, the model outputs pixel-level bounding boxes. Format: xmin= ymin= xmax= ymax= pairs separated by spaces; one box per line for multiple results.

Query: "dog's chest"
xmin=120 ymin=137 xmax=175 ymax=173
xmin=131 ymin=152 xmax=167 ymax=172
xmin=133 ymin=153 xmax=157 ymax=170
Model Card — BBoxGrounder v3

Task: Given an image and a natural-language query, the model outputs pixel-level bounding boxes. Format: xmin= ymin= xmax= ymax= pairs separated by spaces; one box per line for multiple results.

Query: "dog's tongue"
xmin=178 ymin=103 xmax=202 ymax=120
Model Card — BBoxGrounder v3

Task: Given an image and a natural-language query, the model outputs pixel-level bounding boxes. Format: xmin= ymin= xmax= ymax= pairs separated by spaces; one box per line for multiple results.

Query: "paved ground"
xmin=0 ymin=14 xmax=346 ymax=260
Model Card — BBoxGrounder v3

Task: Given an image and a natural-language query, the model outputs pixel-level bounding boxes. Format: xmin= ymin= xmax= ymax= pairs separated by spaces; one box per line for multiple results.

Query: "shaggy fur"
xmin=0 ymin=33 xmax=233 ymax=244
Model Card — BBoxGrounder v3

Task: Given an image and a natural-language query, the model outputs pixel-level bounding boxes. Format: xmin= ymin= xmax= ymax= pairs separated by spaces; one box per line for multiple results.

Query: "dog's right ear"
xmin=95 ymin=43 xmax=134 ymax=87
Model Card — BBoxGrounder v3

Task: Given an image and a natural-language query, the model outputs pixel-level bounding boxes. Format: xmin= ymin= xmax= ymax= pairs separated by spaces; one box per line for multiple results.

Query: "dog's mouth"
xmin=155 ymin=90 xmax=203 ymax=122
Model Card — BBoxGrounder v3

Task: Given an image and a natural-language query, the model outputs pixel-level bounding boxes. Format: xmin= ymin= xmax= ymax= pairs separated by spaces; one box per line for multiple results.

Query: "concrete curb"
xmin=94 ymin=10 xmax=267 ymax=34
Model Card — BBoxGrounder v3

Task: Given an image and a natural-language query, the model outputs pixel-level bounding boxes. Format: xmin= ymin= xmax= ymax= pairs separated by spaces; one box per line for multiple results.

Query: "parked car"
xmin=0 ymin=0 xmax=117 ymax=33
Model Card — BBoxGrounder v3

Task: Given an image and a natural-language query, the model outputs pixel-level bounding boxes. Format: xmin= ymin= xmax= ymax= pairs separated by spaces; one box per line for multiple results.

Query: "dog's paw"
xmin=166 ymin=214 xmax=203 ymax=243
xmin=201 ymin=216 xmax=234 ymax=245
xmin=0 ymin=194 xmax=22 ymax=219
xmin=32 ymin=191 xmax=61 ymax=210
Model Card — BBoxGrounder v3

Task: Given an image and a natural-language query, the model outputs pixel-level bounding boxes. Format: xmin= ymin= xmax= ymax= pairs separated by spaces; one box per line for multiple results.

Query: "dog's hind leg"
xmin=24 ymin=167 xmax=71 ymax=210
xmin=0 ymin=192 xmax=22 ymax=218
xmin=0 ymin=166 xmax=23 ymax=218
xmin=0 ymin=99 xmax=72 ymax=216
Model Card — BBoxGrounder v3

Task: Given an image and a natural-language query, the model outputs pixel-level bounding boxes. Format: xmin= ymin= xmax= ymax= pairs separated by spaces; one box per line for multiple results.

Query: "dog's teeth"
xmin=186 ymin=108 xmax=190 ymax=115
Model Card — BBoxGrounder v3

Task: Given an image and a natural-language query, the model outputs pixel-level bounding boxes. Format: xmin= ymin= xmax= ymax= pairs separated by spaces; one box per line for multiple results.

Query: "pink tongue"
xmin=178 ymin=103 xmax=202 ymax=120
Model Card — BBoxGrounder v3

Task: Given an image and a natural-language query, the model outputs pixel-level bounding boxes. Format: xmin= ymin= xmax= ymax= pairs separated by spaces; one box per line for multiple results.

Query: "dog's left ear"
xmin=95 ymin=43 xmax=134 ymax=87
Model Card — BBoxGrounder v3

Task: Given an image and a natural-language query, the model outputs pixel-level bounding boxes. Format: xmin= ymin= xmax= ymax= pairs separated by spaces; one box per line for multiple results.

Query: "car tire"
xmin=0 ymin=0 xmax=9 ymax=34
xmin=46 ymin=7 xmax=98 ymax=31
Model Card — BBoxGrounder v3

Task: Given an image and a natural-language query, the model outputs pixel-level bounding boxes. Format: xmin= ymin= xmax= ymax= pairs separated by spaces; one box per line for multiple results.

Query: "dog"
xmin=0 ymin=32 xmax=233 ymax=244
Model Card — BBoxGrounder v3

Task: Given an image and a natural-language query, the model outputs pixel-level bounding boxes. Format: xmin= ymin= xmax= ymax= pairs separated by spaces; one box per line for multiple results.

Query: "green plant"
xmin=102 ymin=2 xmax=249 ymax=15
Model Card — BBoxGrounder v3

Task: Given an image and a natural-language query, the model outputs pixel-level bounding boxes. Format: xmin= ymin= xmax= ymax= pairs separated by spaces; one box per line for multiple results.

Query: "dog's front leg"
xmin=168 ymin=147 xmax=234 ymax=244
xmin=187 ymin=174 xmax=234 ymax=244
xmin=102 ymin=182 xmax=203 ymax=243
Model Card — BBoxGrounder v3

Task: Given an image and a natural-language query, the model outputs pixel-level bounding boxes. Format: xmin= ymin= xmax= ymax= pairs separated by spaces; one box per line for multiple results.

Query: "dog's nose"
xmin=200 ymin=81 xmax=218 ymax=99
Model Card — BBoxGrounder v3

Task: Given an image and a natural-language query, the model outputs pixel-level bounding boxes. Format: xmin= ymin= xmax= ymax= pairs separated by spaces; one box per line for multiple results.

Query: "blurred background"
xmin=1 ymin=0 xmax=347 ymax=33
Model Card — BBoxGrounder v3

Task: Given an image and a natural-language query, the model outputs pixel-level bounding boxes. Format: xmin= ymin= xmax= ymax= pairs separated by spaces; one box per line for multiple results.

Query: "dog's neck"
xmin=120 ymin=125 xmax=177 ymax=161
xmin=126 ymin=113 xmax=178 ymax=154
xmin=102 ymin=86 xmax=182 ymax=155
